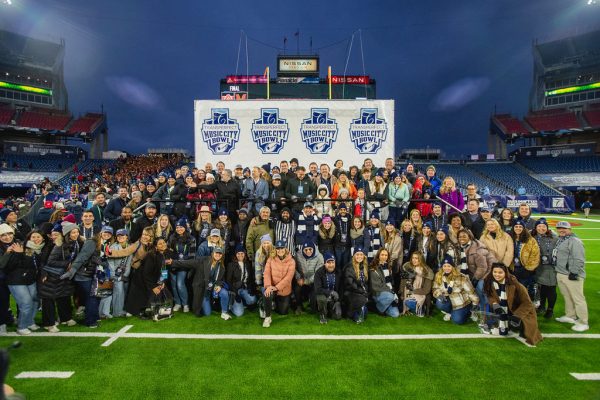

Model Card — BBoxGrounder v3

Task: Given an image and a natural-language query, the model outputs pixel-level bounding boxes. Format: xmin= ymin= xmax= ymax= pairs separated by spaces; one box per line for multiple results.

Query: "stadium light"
xmin=588 ymin=0 xmax=597 ymax=5
xmin=1 ymin=0 xmax=13 ymax=5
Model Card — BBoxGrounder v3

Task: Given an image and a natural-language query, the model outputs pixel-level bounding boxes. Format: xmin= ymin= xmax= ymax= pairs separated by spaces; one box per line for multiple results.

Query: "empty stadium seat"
xmin=493 ymin=114 xmax=531 ymax=136
xmin=0 ymin=108 xmax=14 ymax=125
xmin=17 ymin=110 xmax=72 ymax=130
xmin=68 ymin=113 xmax=104 ymax=134
xmin=525 ymin=109 xmax=581 ymax=132
xmin=518 ymin=155 xmax=600 ymax=174
xmin=413 ymin=163 xmax=513 ymax=196
xmin=1 ymin=155 xmax=76 ymax=172
xmin=469 ymin=162 xmax=560 ymax=196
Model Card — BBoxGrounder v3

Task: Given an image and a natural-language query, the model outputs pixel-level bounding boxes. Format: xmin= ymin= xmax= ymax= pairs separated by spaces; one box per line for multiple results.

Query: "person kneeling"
xmin=262 ymin=240 xmax=296 ymax=328
xmin=225 ymin=245 xmax=257 ymax=317
xmin=313 ymin=252 xmax=342 ymax=324
xmin=368 ymin=249 xmax=400 ymax=318
xmin=483 ymin=263 xmax=543 ymax=346
xmin=167 ymin=247 xmax=231 ymax=320
xmin=343 ymin=247 xmax=370 ymax=324
xmin=432 ymin=255 xmax=479 ymax=324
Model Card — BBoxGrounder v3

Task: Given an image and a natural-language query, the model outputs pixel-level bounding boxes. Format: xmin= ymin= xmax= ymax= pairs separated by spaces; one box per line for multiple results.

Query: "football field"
xmin=1 ymin=213 xmax=599 ymax=399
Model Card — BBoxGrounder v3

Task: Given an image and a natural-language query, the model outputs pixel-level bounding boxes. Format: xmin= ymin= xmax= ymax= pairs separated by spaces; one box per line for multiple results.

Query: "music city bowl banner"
xmin=194 ymin=100 xmax=395 ymax=168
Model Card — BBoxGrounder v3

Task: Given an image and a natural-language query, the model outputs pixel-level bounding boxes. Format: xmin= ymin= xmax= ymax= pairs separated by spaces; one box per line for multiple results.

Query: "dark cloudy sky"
xmin=1 ymin=0 xmax=599 ymax=158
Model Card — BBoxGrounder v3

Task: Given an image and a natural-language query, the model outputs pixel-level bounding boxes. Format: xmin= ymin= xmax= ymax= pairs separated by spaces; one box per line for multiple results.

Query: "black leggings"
xmin=539 ymin=284 xmax=557 ymax=310
xmin=264 ymin=294 xmax=291 ymax=317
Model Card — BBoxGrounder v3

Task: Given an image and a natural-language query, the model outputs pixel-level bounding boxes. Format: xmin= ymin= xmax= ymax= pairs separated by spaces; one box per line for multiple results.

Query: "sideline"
xmin=15 ymin=371 xmax=74 ymax=379
xmin=570 ymin=373 xmax=600 ymax=381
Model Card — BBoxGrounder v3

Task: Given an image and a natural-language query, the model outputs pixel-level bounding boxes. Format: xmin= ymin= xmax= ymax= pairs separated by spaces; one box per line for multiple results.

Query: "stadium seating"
xmin=524 ymin=109 xmax=581 ymax=132
xmin=469 ymin=162 xmax=560 ymax=196
xmin=582 ymin=108 xmax=600 ymax=128
xmin=68 ymin=113 xmax=104 ymax=134
xmin=0 ymin=108 xmax=14 ymax=125
xmin=17 ymin=110 xmax=72 ymax=131
xmin=414 ymin=163 xmax=513 ymax=196
xmin=518 ymin=155 xmax=600 ymax=174
xmin=493 ymin=114 xmax=531 ymax=136
xmin=1 ymin=155 xmax=76 ymax=172
xmin=57 ymin=159 xmax=117 ymax=187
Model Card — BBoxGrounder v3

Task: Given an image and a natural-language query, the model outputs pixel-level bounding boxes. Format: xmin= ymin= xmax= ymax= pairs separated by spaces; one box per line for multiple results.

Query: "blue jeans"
xmin=231 ymin=289 xmax=257 ymax=317
xmin=112 ymin=281 xmax=128 ymax=316
xmin=435 ymin=298 xmax=470 ymax=325
xmin=76 ymin=280 xmax=100 ymax=327
xmin=334 ymin=246 xmax=350 ymax=271
xmin=201 ymin=289 xmax=230 ymax=316
xmin=170 ymin=270 xmax=189 ymax=306
xmin=405 ymin=297 xmax=426 ymax=316
xmin=373 ymin=291 xmax=400 ymax=318
xmin=8 ymin=284 xmax=38 ymax=329
xmin=474 ymin=279 xmax=487 ymax=311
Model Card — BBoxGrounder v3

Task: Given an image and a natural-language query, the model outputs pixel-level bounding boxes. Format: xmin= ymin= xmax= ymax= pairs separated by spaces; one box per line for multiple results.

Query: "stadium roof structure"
xmin=535 ymin=29 xmax=600 ymax=68
xmin=0 ymin=29 xmax=64 ymax=69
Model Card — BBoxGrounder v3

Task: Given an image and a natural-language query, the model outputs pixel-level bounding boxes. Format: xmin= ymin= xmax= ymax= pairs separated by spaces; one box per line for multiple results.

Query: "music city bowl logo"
xmin=349 ymin=108 xmax=388 ymax=154
xmin=201 ymin=108 xmax=240 ymax=155
xmin=300 ymin=108 xmax=338 ymax=154
xmin=251 ymin=109 xmax=289 ymax=154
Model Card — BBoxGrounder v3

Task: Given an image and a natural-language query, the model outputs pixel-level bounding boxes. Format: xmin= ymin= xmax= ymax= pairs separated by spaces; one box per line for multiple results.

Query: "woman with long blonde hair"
xmin=409 ymin=209 xmax=423 ymax=235
xmin=154 ymin=214 xmax=172 ymax=241
xmin=439 ymin=176 xmax=464 ymax=214
xmin=480 ymin=218 xmax=514 ymax=267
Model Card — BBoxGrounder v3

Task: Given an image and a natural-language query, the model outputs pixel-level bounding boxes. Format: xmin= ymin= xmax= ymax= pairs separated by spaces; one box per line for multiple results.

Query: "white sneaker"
xmin=572 ymin=323 xmax=590 ymax=332
xmin=17 ymin=328 xmax=32 ymax=335
xmin=221 ymin=312 xmax=231 ymax=321
xmin=0 ymin=324 xmax=6 ymax=335
xmin=28 ymin=324 xmax=41 ymax=331
xmin=173 ymin=304 xmax=182 ymax=312
xmin=125 ymin=313 xmax=133 ymax=317
xmin=259 ymin=308 xmax=266 ymax=319
xmin=262 ymin=316 xmax=272 ymax=328
xmin=61 ymin=319 xmax=77 ymax=327
xmin=46 ymin=325 xmax=60 ymax=333
xmin=470 ymin=313 xmax=478 ymax=322
xmin=76 ymin=306 xmax=85 ymax=316
xmin=183 ymin=305 xmax=190 ymax=313
xmin=442 ymin=312 xmax=451 ymax=322
xmin=556 ymin=316 xmax=577 ymax=324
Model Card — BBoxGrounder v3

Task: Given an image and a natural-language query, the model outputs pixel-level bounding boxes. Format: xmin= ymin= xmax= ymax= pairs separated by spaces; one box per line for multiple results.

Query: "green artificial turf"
xmin=0 ymin=212 xmax=599 ymax=399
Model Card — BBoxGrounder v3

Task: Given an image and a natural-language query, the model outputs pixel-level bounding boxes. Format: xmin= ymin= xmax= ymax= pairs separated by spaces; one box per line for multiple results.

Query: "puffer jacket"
xmin=294 ymin=244 xmax=324 ymax=285
xmin=461 ymin=239 xmax=496 ymax=281
xmin=480 ymin=231 xmax=514 ymax=268
xmin=512 ymin=238 xmax=540 ymax=272
xmin=264 ymin=253 xmax=296 ymax=296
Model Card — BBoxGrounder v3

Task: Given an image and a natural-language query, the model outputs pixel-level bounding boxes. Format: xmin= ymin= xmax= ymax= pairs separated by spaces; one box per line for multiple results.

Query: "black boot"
xmin=544 ymin=309 xmax=554 ymax=319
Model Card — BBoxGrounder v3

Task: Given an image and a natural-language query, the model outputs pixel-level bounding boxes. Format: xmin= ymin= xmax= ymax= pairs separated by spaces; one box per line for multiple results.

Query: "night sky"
xmin=1 ymin=0 xmax=599 ymax=158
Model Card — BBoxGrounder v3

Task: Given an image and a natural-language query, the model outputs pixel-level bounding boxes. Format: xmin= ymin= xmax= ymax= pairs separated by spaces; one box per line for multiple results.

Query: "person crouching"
xmin=262 ymin=240 xmax=296 ymax=328
xmin=313 ymin=252 xmax=342 ymax=324
xmin=432 ymin=255 xmax=479 ymax=324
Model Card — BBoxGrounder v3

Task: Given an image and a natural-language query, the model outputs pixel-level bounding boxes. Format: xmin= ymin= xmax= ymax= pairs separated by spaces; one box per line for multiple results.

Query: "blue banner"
xmin=481 ymin=195 xmax=575 ymax=214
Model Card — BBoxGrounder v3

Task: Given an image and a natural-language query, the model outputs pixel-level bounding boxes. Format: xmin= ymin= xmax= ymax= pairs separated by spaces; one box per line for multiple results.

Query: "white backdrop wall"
xmin=194 ymin=100 xmax=395 ymax=169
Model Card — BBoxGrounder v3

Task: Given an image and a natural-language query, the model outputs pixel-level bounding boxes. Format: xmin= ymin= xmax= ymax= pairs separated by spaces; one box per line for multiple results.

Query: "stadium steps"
xmin=464 ymin=164 xmax=516 ymax=195
xmin=510 ymin=162 xmax=564 ymax=195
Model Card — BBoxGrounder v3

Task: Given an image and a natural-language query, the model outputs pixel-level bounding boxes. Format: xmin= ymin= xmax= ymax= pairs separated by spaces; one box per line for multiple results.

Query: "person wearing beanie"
xmin=510 ymin=219 xmax=540 ymax=302
xmin=196 ymin=228 xmax=224 ymax=258
xmin=254 ymin=234 xmax=274 ymax=310
xmin=531 ymin=218 xmax=558 ymax=319
xmin=294 ymin=201 xmax=320 ymax=248
xmin=293 ymin=241 xmax=324 ymax=315
xmin=313 ymin=251 xmax=342 ymax=324
xmin=1 ymin=208 xmax=30 ymax=242
xmin=245 ymin=207 xmax=274 ymax=262
xmin=232 ymin=208 xmax=250 ymax=251
xmin=483 ymin=263 xmax=543 ymax=345
xmin=213 ymin=208 xmax=233 ymax=257
xmin=317 ymin=215 xmax=336 ymax=256
xmin=106 ymin=227 xmax=133 ymax=317
xmin=0 ymin=224 xmax=23 ymax=334
xmin=418 ymin=221 xmax=434 ymax=264
xmin=432 ymin=255 xmax=479 ymax=325
xmin=268 ymin=173 xmax=287 ymax=214
xmin=262 ymin=240 xmax=296 ymax=328
xmin=343 ymin=247 xmax=370 ymax=324
xmin=274 ymin=207 xmax=296 ymax=256
xmin=425 ymin=202 xmax=448 ymax=233
xmin=364 ymin=210 xmax=384 ymax=263
xmin=131 ymin=203 xmax=158 ymax=242
xmin=225 ymin=244 xmax=257 ymax=317
xmin=554 ymin=221 xmax=589 ymax=332
xmin=333 ymin=203 xmax=352 ymax=269
xmin=167 ymin=217 xmax=197 ymax=313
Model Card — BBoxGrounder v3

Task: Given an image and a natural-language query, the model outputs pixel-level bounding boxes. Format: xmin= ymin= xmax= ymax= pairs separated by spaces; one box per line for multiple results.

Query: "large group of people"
xmin=0 ymin=155 xmax=590 ymax=346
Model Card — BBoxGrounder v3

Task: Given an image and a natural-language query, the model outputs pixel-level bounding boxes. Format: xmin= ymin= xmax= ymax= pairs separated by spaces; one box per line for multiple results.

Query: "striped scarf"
xmin=275 ymin=219 xmax=296 ymax=255
xmin=297 ymin=213 xmax=319 ymax=235
xmin=381 ymin=263 xmax=393 ymax=290
xmin=367 ymin=226 xmax=381 ymax=259
xmin=459 ymin=244 xmax=469 ymax=274
xmin=493 ymin=280 xmax=509 ymax=335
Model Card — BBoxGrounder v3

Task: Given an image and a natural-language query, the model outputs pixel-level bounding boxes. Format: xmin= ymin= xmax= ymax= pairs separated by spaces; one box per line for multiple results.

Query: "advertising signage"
xmin=277 ymin=56 xmax=319 ymax=76
xmin=330 ymin=76 xmax=370 ymax=85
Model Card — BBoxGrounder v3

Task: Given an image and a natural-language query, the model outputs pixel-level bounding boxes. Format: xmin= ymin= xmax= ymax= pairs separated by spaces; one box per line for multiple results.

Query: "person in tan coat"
xmin=480 ymin=219 xmax=514 ymax=268
xmin=510 ymin=219 xmax=540 ymax=300
xmin=262 ymin=240 xmax=296 ymax=328
xmin=484 ymin=263 xmax=543 ymax=346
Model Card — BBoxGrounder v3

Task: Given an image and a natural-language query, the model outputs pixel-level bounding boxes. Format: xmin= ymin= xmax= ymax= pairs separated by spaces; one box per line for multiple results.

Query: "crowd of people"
xmin=0 ymin=155 xmax=590 ymax=346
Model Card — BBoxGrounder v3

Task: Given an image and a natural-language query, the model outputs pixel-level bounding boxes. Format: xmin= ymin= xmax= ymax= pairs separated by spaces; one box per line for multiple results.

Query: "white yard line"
xmin=5 ymin=331 xmax=600 ymax=341
xmin=100 ymin=324 xmax=133 ymax=347
xmin=581 ymin=239 xmax=600 ymax=240
xmin=514 ymin=336 xmax=536 ymax=348
xmin=15 ymin=371 xmax=74 ymax=379
xmin=537 ymin=215 xmax=600 ymax=223
xmin=570 ymin=373 xmax=600 ymax=381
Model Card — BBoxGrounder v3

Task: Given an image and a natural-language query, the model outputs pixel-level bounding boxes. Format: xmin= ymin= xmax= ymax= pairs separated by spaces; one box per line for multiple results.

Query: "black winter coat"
xmin=313 ymin=266 xmax=342 ymax=297
xmin=225 ymin=259 xmax=256 ymax=295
